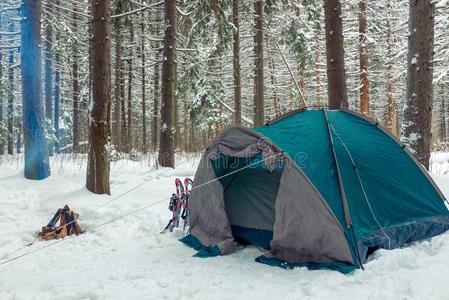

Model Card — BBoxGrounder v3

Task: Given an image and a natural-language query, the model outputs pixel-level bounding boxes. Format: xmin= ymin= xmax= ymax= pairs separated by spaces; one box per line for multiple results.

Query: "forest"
xmin=0 ymin=0 xmax=446 ymax=192
xmin=4 ymin=1 xmax=449 ymax=297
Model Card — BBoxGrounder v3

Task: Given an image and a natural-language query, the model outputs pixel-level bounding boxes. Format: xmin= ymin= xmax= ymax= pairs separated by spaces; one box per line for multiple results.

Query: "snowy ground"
xmin=1 ymin=153 xmax=449 ymax=299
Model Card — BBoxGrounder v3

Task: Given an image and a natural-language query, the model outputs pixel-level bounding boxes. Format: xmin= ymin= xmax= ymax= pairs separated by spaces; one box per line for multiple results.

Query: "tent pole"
xmin=322 ymin=109 xmax=364 ymax=270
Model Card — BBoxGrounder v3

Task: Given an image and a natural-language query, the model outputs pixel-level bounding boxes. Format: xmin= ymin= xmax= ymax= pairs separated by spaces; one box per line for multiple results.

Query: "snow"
xmin=1 ymin=153 xmax=449 ymax=299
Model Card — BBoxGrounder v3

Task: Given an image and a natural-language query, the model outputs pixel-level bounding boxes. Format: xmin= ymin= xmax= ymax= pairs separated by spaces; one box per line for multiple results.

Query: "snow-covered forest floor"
xmin=1 ymin=153 xmax=449 ymax=299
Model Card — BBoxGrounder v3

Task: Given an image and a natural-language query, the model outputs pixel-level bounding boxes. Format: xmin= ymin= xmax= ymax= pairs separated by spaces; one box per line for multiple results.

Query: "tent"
xmin=181 ymin=108 xmax=449 ymax=273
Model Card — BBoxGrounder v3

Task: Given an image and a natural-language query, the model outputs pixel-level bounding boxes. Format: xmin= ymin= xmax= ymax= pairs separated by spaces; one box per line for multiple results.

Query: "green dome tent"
xmin=181 ymin=108 xmax=449 ymax=273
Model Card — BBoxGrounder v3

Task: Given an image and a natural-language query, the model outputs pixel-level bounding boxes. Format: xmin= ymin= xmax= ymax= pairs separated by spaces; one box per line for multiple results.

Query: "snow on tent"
xmin=181 ymin=108 xmax=449 ymax=273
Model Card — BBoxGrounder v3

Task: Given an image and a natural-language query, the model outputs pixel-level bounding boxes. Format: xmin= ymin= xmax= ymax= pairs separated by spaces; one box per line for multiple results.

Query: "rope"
xmin=0 ymin=197 xmax=169 ymax=267
xmin=0 ymin=152 xmax=282 ymax=268
xmin=329 ymin=124 xmax=391 ymax=250
xmin=4 ymin=175 xmax=169 ymax=257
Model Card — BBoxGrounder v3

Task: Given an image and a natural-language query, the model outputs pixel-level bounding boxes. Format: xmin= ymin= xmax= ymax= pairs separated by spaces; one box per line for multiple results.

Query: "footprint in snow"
xmin=156 ymin=280 xmax=170 ymax=288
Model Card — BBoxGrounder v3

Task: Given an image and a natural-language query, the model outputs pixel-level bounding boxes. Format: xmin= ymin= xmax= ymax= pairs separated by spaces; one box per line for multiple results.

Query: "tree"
xmin=152 ymin=8 xmax=161 ymax=151
xmin=72 ymin=3 xmax=80 ymax=153
xmin=21 ymin=0 xmax=50 ymax=179
xmin=44 ymin=1 xmax=53 ymax=122
xmin=253 ymin=0 xmax=264 ymax=126
xmin=401 ymin=0 xmax=435 ymax=170
xmin=158 ymin=0 xmax=177 ymax=168
xmin=127 ymin=27 xmax=134 ymax=151
xmin=232 ymin=0 xmax=242 ymax=125
xmin=324 ymin=0 xmax=348 ymax=108
xmin=7 ymin=46 xmax=14 ymax=155
xmin=54 ymin=53 xmax=60 ymax=153
xmin=86 ymin=0 xmax=111 ymax=194
xmin=0 ymin=14 xmax=4 ymax=155
xmin=384 ymin=0 xmax=397 ymax=136
xmin=112 ymin=6 xmax=123 ymax=152
xmin=358 ymin=0 xmax=369 ymax=115
xmin=140 ymin=7 xmax=147 ymax=153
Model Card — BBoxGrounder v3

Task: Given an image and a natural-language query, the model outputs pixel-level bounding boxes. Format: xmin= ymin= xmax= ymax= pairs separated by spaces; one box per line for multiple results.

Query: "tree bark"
xmin=86 ymin=0 xmax=111 ymax=194
xmin=183 ymin=94 xmax=189 ymax=152
xmin=7 ymin=48 xmax=14 ymax=155
xmin=127 ymin=27 xmax=134 ymax=152
xmin=385 ymin=2 xmax=398 ymax=136
xmin=120 ymin=42 xmax=128 ymax=152
xmin=72 ymin=4 xmax=80 ymax=153
xmin=232 ymin=0 xmax=242 ymax=125
xmin=152 ymin=9 xmax=161 ymax=151
xmin=53 ymin=0 xmax=61 ymax=154
xmin=314 ymin=37 xmax=323 ymax=106
xmin=21 ymin=0 xmax=51 ymax=179
xmin=54 ymin=52 xmax=60 ymax=154
xmin=401 ymin=0 xmax=435 ymax=170
xmin=0 ymin=19 xmax=4 ymax=155
xmin=358 ymin=0 xmax=369 ymax=115
xmin=153 ymin=49 xmax=160 ymax=150
xmin=253 ymin=0 xmax=264 ymax=126
xmin=324 ymin=0 xmax=348 ymax=108
xmin=141 ymin=8 xmax=148 ymax=154
xmin=268 ymin=38 xmax=281 ymax=117
xmin=439 ymin=92 xmax=446 ymax=142
xmin=158 ymin=0 xmax=176 ymax=168
xmin=112 ymin=18 xmax=122 ymax=151
xmin=44 ymin=1 xmax=53 ymax=122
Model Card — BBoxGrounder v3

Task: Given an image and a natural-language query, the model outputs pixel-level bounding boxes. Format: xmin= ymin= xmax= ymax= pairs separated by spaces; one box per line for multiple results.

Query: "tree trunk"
xmin=158 ymin=0 xmax=176 ymax=168
xmin=183 ymin=94 xmax=189 ymax=152
xmin=173 ymin=54 xmax=180 ymax=150
xmin=141 ymin=8 xmax=148 ymax=154
xmin=153 ymin=50 xmax=160 ymax=151
xmin=233 ymin=0 xmax=242 ymax=125
xmin=127 ymin=28 xmax=134 ymax=152
xmin=0 ymin=20 xmax=4 ymax=155
xmin=151 ymin=11 xmax=162 ymax=150
xmin=253 ymin=0 xmax=264 ymax=126
xmin=324 ymin=0 xmax=348 ymax=108
xmin=120 ymin=42 xmax=128 ymax=152
xmin=44 ymin=1 xmax=53 ymax=122
xmin=54 ymin=52 xmax=60 ymax=154
xmin=7 ymin=49 xmax=14 ymax=155
xmin=401 ymin=0 xmax=435 ymax=170
xmin=440 ymin=93 xmax=446 ymax=143
xmin=113 ymin=18 xmax=122 ymax=151
xmin=72 ymin=4 xmax=80 ymax=153
xmin=120 ymin=45 xmax=129 ymax=152
xmin=53 ymin=0 xmax=61 ymax=154
xmin=86 ymin=0 xmax=111 ymax=194
xmin=16 ymin=120 xmax=21 ymax=154
xmin=152 ymin=8 xmax=161 ymax=151
xmin=358 ymin=0 xmax=369 ymax=115
xmin=21 ymin=0 xmax=51 ymax=179
xmin=268 ymin=39 xmax=281 ymax=117
xmin=314 ymin=37 xmax=323 ymax=106
xmin=385 ymin=3 xmax=398 ymax=136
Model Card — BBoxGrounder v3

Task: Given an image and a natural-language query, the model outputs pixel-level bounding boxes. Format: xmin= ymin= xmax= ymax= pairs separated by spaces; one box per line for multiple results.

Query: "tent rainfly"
xmin=181 ymin=108 xmax=449 ymax=273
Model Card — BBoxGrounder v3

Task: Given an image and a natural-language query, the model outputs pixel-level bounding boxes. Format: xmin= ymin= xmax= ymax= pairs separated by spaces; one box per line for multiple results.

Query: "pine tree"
xmin=72 ymin=3 xmax=80 ymax=153
xmin=233 ymin=0 xmax=242 ymax=124
xmin=358 ymin=0 xmax=369 ymax=115
xmin=324 ymin=0 xmax=348 ymax=108
xmin=401 ymin=0 xmax=435 ymax=170
xmin=86 ymin=0 xmax=111 ymax=194
xmin=158 ymin=0 xmax=177 ymax=168
xmin=21 ymin=0 xmax=50 ymax=179
xmin=253 ymin=0 xmax=264 ymax=126
xmin=0 ymin=13 xmax=4 ymax=155
xmin=112 ymin=3 xmax=123 ymax=152
xmin=7 ymin=45 xmax=14 ymax=155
